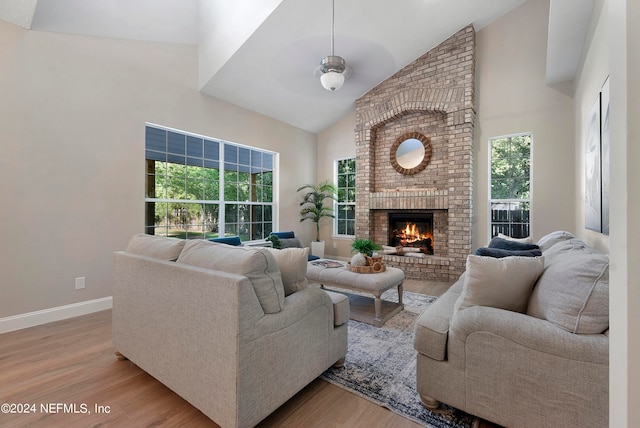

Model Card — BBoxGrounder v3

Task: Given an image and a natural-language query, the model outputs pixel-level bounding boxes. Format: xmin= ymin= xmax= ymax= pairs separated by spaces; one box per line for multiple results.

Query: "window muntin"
xmin=489 ymin=133 xmax=532 ymax=238
xmin=145 ymin=124 xmax=275 ymax=241
xmin=334 ymin=158 xmax=356 ymax=236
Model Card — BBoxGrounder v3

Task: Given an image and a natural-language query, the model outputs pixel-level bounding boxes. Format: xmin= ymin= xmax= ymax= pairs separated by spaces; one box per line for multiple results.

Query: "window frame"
xmin=333 ymin=157 xmax=356 ymax=238
xmin=488 ymin=132 xmax=533 ymax=239
xmin=145 ymin=123 xmax=277 ymax=242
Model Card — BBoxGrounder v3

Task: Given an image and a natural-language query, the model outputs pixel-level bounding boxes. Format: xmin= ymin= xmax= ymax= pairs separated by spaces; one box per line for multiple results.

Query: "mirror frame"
xmin=390 ymin=132 xmax=433 ymax=175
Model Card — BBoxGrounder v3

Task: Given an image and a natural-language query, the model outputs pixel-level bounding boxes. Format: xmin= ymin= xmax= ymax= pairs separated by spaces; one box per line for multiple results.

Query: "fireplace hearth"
xmin=388 ymin=212 xmax=434 ymax=255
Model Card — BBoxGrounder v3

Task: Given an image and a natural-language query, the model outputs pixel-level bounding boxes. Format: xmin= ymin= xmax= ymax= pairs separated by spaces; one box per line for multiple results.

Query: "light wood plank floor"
xmin=0 ymin=280 xmax=500 ymax=428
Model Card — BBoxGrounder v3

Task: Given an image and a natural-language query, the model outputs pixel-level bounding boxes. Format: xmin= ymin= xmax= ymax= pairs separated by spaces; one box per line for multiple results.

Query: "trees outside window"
xmin=145 ymin=125 xmax=275 ymax=241
xmin=490 ymin=133 xmax=532 ymax=238
xmin=335 ymin=158 xmax=356 ymax=236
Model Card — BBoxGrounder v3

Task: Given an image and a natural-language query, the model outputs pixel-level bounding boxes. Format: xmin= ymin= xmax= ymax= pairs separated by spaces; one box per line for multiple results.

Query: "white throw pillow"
xmin=535 ymin=230 xmax=575 ymax=252
xmin=454 ymin=255 xmax=545 ymax=314
xmin=497 ymin=233 xmax=533 ymax=244
xmin=265 ymin=247 xmax=309 ymax=296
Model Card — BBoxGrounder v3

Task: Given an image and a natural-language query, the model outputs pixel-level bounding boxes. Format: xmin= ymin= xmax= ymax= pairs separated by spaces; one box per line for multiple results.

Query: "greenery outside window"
xmin=490 ymin=133 xmax=532 ymax=238
xmin=145 ymin=124 xmax=275 ymax=241
xmin=334 ymin=158 xmax=356 ymax=236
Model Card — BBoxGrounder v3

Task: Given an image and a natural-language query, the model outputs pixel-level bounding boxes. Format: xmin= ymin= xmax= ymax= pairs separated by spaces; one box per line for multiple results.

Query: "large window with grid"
xmin=145 ymin=124 xmax=275 ymax=241
xmin=490 ymin=133 xmax=532 ymax=238
xmin=334 ymin=158 xmax=356 ymax=236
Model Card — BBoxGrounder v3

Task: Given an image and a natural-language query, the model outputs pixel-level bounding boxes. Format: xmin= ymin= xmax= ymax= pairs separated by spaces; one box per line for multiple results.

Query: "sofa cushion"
xmin=475 ymin=247 xmax=542 ymax=258
xmin=488 ymin=237 xmax=540 ymax=251
xmin=527 ymin=248 xmax=609 ymax=334
xmin=536 ymin=230 xmax=575 ymax=252
xmin=177 ymin=240 xmax=286 ymax=314
xmin=264 ymin=247 xmax=309 ymax=296
xmin=454 ymin=255 xmax=545 ymax=314
xmin=126 ymin=233 xmax=186 ymax=261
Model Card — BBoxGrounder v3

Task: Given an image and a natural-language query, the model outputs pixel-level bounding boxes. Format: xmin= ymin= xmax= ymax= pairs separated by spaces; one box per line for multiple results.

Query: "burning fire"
xmin=396 ymin=222 xmax=433 ymax=246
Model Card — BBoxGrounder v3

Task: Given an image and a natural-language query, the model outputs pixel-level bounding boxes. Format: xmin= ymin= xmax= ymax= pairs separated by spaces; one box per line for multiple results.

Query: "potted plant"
xmin=297 ymin=180 xmax=337 ymax=258
xmin=350 ymin=238 xmax=382 ymax=266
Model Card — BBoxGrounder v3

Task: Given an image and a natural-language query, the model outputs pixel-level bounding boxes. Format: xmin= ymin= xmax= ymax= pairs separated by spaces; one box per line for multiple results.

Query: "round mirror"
xmin=390 ymin=132 xmax=432 ymax=175
xmin=396 ymin=138 xmax=425 ymax=169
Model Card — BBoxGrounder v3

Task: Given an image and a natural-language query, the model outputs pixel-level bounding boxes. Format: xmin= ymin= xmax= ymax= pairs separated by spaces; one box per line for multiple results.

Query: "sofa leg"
xmin=419 ymin=394 xmax=440 ymax=410
xmin=115 ymin=351 xmax=128 ymax=361
xmin=333 ymin=357 xmax=345 ymax=368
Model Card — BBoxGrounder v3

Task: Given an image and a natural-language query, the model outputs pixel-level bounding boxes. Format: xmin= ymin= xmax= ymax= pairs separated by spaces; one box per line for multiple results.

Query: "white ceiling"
xmin=1 ymin=0 xmax=594 ymax=133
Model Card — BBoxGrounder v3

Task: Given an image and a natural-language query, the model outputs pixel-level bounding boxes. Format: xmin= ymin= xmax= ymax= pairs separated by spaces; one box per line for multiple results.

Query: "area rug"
xmin=320 ymin=290 xmax=478 ymax=428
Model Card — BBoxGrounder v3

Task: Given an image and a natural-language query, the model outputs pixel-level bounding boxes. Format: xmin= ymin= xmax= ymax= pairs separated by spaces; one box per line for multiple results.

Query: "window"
xmin=334 ymin=158 xmax=356 ymax=236
xmin=489 ymin=133 xmax=532 ymax=238
xmin=145 ymin=124 xmax=275 ymax=241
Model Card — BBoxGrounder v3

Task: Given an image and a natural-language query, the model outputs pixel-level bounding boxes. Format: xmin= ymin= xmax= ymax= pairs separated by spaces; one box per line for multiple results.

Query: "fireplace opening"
xmin=388 ymin=212 xmax=434 ymax=254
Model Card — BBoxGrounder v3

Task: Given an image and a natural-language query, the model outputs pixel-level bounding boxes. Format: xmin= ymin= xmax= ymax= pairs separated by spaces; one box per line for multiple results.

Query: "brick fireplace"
xmin=354 ymin=26 xmax=475 ymax=281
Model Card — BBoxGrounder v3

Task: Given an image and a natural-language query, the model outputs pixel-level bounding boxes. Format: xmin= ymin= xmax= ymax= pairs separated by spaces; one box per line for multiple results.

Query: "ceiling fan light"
xmin=321 ymin=70 xmax=345 ymax=91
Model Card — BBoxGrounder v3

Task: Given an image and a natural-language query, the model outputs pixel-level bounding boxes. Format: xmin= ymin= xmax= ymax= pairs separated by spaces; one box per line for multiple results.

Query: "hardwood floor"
xmin=0 ymin=280 xmax=500 ymax=428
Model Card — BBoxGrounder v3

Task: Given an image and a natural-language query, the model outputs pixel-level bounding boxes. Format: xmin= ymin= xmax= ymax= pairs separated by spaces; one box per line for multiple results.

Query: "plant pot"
xmin=311 ymin=241 xmax=325 ymax=258
xmin=351 ymin=252 xmax=367 ymax=266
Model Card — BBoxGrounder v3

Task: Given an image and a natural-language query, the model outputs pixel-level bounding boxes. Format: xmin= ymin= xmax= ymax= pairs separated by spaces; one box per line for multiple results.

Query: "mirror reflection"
xmin=395 ymin=138 xmax=425 ymax=169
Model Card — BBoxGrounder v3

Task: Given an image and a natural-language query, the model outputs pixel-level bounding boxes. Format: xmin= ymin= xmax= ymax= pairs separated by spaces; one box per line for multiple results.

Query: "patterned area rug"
xmin=320 ymin=290 xmax=478 ymax=428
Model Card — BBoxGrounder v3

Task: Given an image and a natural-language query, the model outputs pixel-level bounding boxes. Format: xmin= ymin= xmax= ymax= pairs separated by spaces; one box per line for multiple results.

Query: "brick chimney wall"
xmin=354 ymin=25 xmax=475 ymax=280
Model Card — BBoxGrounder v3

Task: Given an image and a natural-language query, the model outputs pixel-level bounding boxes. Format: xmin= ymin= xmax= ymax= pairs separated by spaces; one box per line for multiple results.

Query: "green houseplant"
xmin=297 ymin=180 xmax=337 ymax=257
xmin=350 ymin=238 xmax=382 ymax=267
xmin=351 ymin=238 xmax=382 ymax=257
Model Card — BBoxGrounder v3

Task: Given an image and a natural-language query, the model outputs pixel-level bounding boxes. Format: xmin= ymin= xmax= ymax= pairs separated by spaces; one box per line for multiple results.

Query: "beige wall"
xmin=474 ymin=0 xmax=576 ymax=248
xmin=573 ymin=0 xmax=610 ymax=252
xmin=0 ymin=21 xmax=316 ymax=318
xmin=315 ymin=110 xmax=356 ymax=258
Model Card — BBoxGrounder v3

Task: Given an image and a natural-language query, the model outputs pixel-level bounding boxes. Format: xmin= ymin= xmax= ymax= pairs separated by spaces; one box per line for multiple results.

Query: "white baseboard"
xmin=0 ymin=297 xmax=113 ymax=334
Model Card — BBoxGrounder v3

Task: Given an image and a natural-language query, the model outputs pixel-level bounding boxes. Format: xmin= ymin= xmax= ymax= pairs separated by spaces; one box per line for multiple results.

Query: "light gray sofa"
xmin=113 ymin=234 xmax=348 ymax=428
xmin=413 ymin=231 xmax=609 ymax=428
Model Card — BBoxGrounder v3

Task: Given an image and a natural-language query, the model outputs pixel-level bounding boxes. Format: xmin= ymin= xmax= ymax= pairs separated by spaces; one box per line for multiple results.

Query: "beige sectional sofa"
xmin=413 ymin=231 xmax=609 ymax=428
xmin=112 ymin=234 xmax=348 ymax=428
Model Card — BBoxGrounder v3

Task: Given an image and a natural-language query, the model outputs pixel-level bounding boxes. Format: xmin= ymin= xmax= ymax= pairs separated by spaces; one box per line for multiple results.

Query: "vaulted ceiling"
xmin=0 ymin=0 xmax=595 ymax=133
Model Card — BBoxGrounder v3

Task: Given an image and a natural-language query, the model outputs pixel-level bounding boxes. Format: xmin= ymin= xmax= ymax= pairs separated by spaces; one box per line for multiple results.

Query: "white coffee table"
xmin=307 ymin=260 xmax=405 ymax=327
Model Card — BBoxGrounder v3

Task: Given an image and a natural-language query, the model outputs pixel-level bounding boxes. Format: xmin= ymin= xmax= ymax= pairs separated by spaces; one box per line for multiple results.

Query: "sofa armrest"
xmin=447 ymin=305 xmax=608 ymax=428
xmin=413 ymin=275 xmax=464 ymax=360
xmin=242 ymin=287 xmax=336 ymax=341
xmin=450 ymin=306 xmax=608 ymax=364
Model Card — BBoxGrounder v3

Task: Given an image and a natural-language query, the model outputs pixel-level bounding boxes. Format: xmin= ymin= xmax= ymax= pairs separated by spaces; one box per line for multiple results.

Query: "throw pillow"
xmin=539 ymin=238 xmax=588 ymax=265
xmin=454 ymin=255 xmax=545 ymax=314
xmin=177 ymin=240 xmax=286 ymax=314
xmin=527 ymin=248 xmax=609 ymax=334
xmin=488 ymin=237 xmax=540 ymax=251
xmin=536 ymin=230 xmax=575 ymax=252
xmin=279 ymin=237 xmax=303 ymax=249
xmin=475 ymin=247 xmax=542 ymax=258
xmin=265 ymin=247 xmax=309 ymax=296
xmin=271 ymin=231 xmax=296 ymax=239
xmin=125 ymin=233 xmax=186 ymax=261
xmin=497 ymin=233 xmax=534 ymax=244
xmin=208 ymin=236 xmax=242 ymax=246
